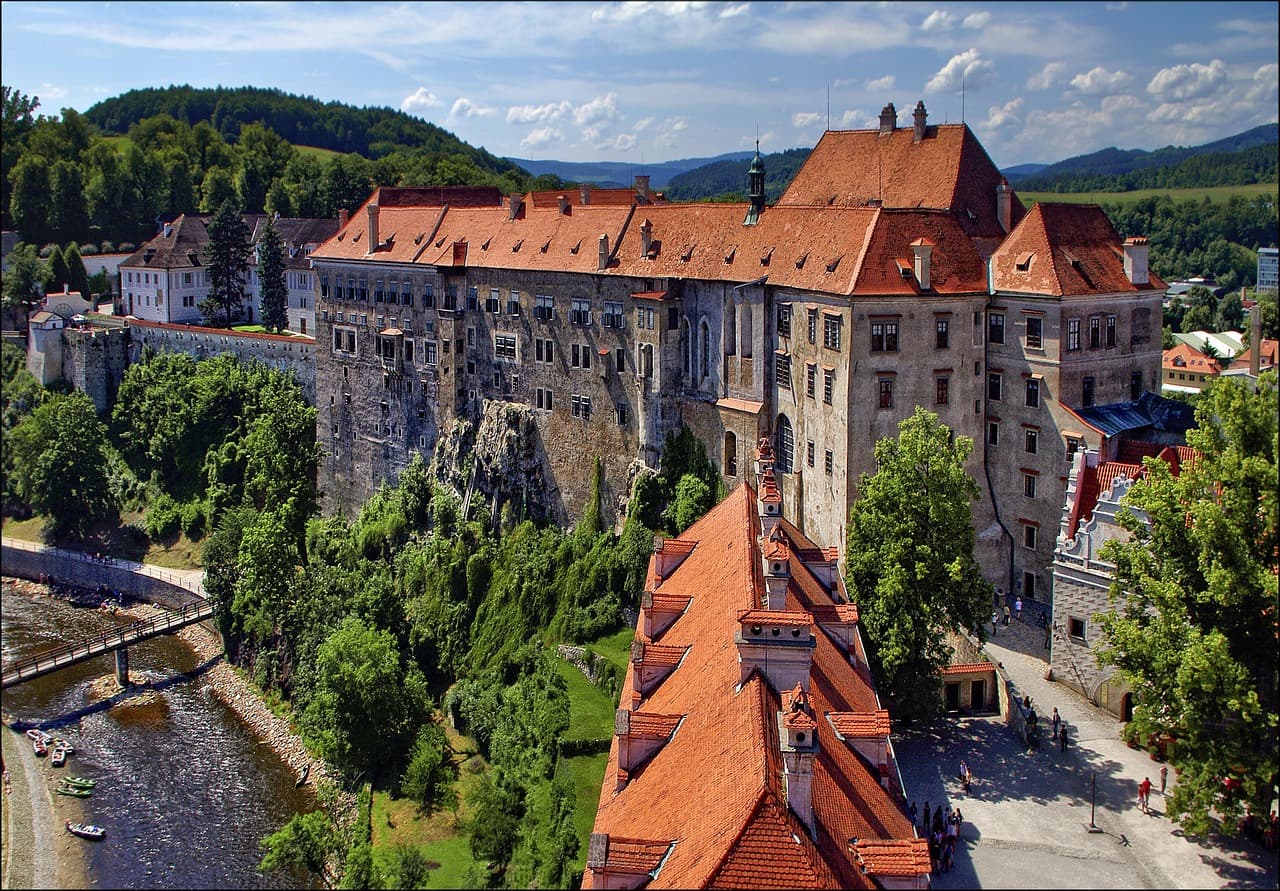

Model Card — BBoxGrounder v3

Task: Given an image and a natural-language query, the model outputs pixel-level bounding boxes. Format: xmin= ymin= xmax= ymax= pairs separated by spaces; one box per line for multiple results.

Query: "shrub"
xmin=81 ymin=244 xmax=100 ymax=256
xmin=179 ymin=499 xmax=207 ymax=539
xmin=99 ymin=241 xmax=115 ymax=253
xmin=39 ymin=243 xmax=56 ymax=258
xmin=144 ymin=490 xmax=181 ymax=540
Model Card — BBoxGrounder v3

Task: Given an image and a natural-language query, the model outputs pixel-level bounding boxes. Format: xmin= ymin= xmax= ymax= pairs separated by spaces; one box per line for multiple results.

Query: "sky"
xmin=2 ymin=1 xmax=1277 ymax=169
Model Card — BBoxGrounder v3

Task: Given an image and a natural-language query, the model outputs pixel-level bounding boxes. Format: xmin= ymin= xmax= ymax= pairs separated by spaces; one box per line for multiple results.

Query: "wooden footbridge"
xmin=1 ymin=598 xmax=215 ymax=689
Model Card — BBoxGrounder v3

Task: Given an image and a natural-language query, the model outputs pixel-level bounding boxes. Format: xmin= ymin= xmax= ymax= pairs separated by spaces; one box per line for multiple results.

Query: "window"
xmin=823 ymin=369 xmax=834 ymax=404
xmin=638 ymin=307 xmax=655 ymax=329
xmin=936 ymin=376 xmax=950 ymax=405
xmin=1066 ymin=437 xmax=1082 ymax=460
xmin=183 ymin=272 xmax=193 ymax=285
xmin=467 ymin=327 xmax=476 ymax=347
xmin=1024 ymin=429 xmax=1038 ymax=454
xmin=603 ymin=301 xmax=624 ymax=328
xmin=1130 ymin=371 xmax=1142 ymax=400
xmin=402 ymin=281 xmax=413 ymax=306
xmin=870 ymin=321 xmax=899 ymax=352
xmin=535 ymin=387 xmax=554 ymax=411
xmin=1026 ymin=316 xmax=1043 ymax=349
xmin=425 ymin=341 xmax=438 ymax=366
xmin=571 ymin=298 xmax=592 ymax=325
xmin=987 ymin=422 xmax=999 ymax=446
xmin=724 ymin=431 xmax=737 ymax=476
xmin=466 ymin=287 xmax=478 ymax=311
xmin=1023 ymin=572 xmax=1037 ymax=600
xmin=1089 ymin=316 xmax=1101 ymax=349
xmin=878 ymin=378 xmax=893 ymax=409
xmin=1023 ymin=473 xmax=1037 ymax=498
xmin=617 ymin=403 xmax=629 ymax=426
xmin=1068 ymin=616 xmax=1086 ymax=640
xmin=616 ymin=349 xmax=625 ymax=372
xmin=807 ymin=309 xmax=818 ymax=344
xmin=775 ymin=352 xmax=791 ymax=388
xmin=987 ymin=372 xmax=1002 ymax=401
xmin=806 ymin=440 xmax=815 ymax=468
xmin=487 ymin=289 xmax=500 ymax=313
xmin=1082 ymin=376 xmax=1096 ymax=407
xmin=571 ymin=394 xmax=592 ymax=419
xmin=495 ymin=334 xmax=517 ymax=359
xmin=935 ymin=318 xmax=950 ymax=349
xmin=404 ymin=339 xmax=415 ymax=363
xmin=570 ymin=344 xmax=591 ymax=369
xmin=777 ymin=415 xmax=794 ymax=473
xmin=535 ymin=338 xmax=554 ymax=364
xmin=424 ymin=283 xmax=435 ymax=308
xmin=777 ymin=305 xmax=792 ymax=338
xmin=824 ymin=449 xmax=833 ymax=476
xmin=1105 ymin=315 xmax=1116 ymax=348
xmin=1067 ymin=318 xmax=1080 ymax=351
xmin=823 ymin=315 xmax=842 ymax=349
xmin=1025 ymin=378 xmax=1040 ymax=408
xmin=988 ymin=313 xmax=1005 ymax=344
xmin=333 ymin=326 xmax=356 ymax=355
xmin=1022 ymin=523 xmax=1038 ymax=549
xmin=806 ymin=364 xmax=817 ymax=398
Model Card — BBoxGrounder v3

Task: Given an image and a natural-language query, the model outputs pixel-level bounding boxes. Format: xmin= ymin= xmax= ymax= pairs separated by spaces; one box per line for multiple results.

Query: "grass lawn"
xmin=585 ymin=626 xmax=635 ymax=673
xmin=295 ymin=144 xmax=341 ymax=163
xmin=1019 ymin=182 xmax=1277 ymax=208
xmin=559 ymin=752 xmax=609 ymax=876
xmin=0 ymin=511 xmax=204 ymax=571
xmin=555 ymin=658 xmax=616 ymax=742
xmin=0 ymin=515 xmax=43 ymax=542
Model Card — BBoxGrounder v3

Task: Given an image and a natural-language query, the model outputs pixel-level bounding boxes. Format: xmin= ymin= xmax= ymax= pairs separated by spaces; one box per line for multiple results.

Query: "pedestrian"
xmin=1139 ymin=776 xmax=1152 ymax=813
xmin=1059 ymin=723 xmax=1068 ymax=752
xmin=964 ymin=765 xmax=974 ymax=793
xmin=1014 ymin=596 xmax=1023 ymax=621
xmin=991 ymin=609 xmax=1000 ymax=636
xmin=933 ymin=806 xmax=945 ymax=836
xmin=953 ymin=807 xmax=964 ymax=833
xmin=1003 ymin=605 xmax=1012 ymax=627
xmin=1159 ymin=765 xmax=1168 ymax=795
xmin=1051 ymin=707 xmax=1061 ymax=740
xmin=921 ymin=802 xmax=930 ymax=834
xmin=959 ymin=759 xmax=968 ymax=783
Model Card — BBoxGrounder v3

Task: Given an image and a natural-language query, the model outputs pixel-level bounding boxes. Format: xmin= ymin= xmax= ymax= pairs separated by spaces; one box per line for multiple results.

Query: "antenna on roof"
xmin=827 ymin=82 xmax=830 ymax=132
xmin=961 ymin=70 xmax=965 ymax=125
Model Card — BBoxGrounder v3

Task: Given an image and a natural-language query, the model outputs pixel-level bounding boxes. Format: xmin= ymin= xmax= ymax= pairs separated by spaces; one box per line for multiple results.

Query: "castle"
xmin=306 ymin=100 xmax=1166 ymax=599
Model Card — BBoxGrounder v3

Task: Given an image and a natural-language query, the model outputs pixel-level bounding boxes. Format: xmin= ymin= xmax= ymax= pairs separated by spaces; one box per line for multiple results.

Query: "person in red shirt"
xmin=1138 ymin=777 xmax=1153 ymax=813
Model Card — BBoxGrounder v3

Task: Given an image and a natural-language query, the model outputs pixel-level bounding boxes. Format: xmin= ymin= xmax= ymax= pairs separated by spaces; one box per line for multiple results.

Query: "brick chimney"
xmin=580 ymin=183 xmax=591 ymax=205
xmin=640 ymin=218 xmax=653 ymax=257
xmin=736 ymin=609 xmax=815 ymax=693
xmin=912 ymin=100 xmax=927 ymax=143
xmin=1251 ymin=300 xmax=1263 ymax=376
xmin=1123 ymin=237 xmax=1149 ymax=285
xmin=762 ymin=527 xmax=791 ymax=610
xmin=598 ymin=233 xmax=610 ymax=270
xmin=507 ymin=193 xmax=523 ymax=221
xmin=996 ymin=177 xmax=1012 ymax=234
xmin=557 ymin=194 xmax=570 ymax=215
xmin=779 ymin=685 xmax=819 ymax=838
xmin=878 ymin=102 xmax=897 ymax=135
xmin=338 ymin=208 xmax=349 ymax=227
xmin=911 ymin=239 xmax=933 ymax=290
xmin=635 ymin=174 xmax=650 ymax=201
xmin=366 ymin=203 xmax=379 ymax=253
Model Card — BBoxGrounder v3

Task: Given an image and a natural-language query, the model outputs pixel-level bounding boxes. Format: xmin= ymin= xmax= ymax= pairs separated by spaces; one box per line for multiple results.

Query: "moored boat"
xmin=51 ymin=746 xmax=66 ymax=767
xmin=33 ymin=738 xmax=47 ymax=756
xmin=53 ymin=738 xmax=74 ymax=754
xmin=55 ymin=784 xmax=92 ymax=798
xmin=63 ymin=776 xmax=96 ymax=788
xmin=25 ymin=728 xmax=42 ymax=741
xmin=65 ymin=821 xmax=106 ymax=840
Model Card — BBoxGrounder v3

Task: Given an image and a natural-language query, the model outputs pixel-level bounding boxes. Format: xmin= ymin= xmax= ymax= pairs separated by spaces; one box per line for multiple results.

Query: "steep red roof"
xmin=586 ymin=484 xmax=912 ymax=889
xmin=1065 ymin=442 xmax=1197 ymax=539
xmin=1162 ymin=342 xmax=1222 ymax=375
xmin=990 ymin=203 xmax=1167 ymax=296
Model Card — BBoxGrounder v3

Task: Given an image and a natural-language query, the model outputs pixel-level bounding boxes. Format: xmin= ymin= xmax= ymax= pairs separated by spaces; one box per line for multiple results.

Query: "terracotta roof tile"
xmin=850 ymin=838 xmax=932 ymax=877
xmin=940 ymin=662 xmax=996 ymax=676
xmin=827 ymin=711 xmax=892 ymax=737
xmin=737 ymin=609 xmax=814 ymax=628
xmin=1162 ymin=341 xmax=1223 ymax=374
xmin=626 ymin=712 xmax=684 ymax=738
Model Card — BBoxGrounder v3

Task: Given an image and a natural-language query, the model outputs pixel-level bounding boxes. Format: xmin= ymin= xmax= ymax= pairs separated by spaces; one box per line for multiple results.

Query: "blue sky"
xmin=2 ymin=1 xmax=1277 ymax=169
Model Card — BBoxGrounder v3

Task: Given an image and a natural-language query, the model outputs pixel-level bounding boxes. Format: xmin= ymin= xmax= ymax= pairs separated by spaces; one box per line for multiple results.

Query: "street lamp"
xmin=1086 ymin=772 xmax=1103 ymax=833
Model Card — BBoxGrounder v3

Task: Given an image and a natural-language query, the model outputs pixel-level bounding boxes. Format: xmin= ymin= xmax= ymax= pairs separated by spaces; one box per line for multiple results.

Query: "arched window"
xmin=700 ymin=320 xmax=710 ymax=381
xmin=724 ymin=431 xmax=738 ymax=477
xmin=776 ymin=415 xmax=794 ymax=473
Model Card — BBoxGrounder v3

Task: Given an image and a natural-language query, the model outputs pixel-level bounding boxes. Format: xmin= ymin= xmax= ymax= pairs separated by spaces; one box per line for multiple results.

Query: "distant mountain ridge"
xmin=505 ymin=152 xmax=754 ymax=190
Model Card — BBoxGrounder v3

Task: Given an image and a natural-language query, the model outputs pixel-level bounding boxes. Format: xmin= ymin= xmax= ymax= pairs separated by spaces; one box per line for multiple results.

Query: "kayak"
xmin=65 ymin=821 xmax=106 ymax=840
xmin=55 ymin=785 xmax=92 ymax=798
xmin=64 ymin=777 xmax=96 ymax=788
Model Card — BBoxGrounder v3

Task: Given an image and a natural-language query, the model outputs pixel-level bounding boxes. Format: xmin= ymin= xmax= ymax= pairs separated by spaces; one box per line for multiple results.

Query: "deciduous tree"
xmin=400 ymin=720 xmax=456 ymax=815
xmin=259 ymin=809 xmax=337 ymax=889
xmin=1098 ymin=371 xmax=1278 ymax=836
xmin=845 ymin=406 xmax=993 ymax=720
xmin=1 ymin=242 xmax=49 ymax=315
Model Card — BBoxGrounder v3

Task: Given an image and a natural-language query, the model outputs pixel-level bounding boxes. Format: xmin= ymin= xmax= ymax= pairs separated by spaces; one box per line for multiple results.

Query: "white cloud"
xmin=1146 ymin=59 xmax=1226 ymax=102
xmin=1069 ymin=67 xmax=1134 ymax=96
xmin=962 ymin=12 xmax=991 ymax=29
xmin=506 ymin=100 xmax=573 ymax=124
xmin=450 ymin=97 xmax=496 ymax=120
xmin=655 ymin=116 xmax=687 ymax=148
xmin=983 ymin=97 xmax=1023 ymax=131
xmin=400 ymin=87 xmax=440 ymax=114
xmin=632 ymin=116 xmax=655 ymax=132
xmin=921 ymin=10 xmax=955 ymax=32
xmin=837 ymin=109 xmax=867 ymax=128
xmin=925 ymin=49 xmax=995 ymax=93
xmin=39 ymin=82 xmax=68 ymax=100
xmin=793 ymin=111 xmax=823 ymax=128
xmin=573 ymin=92 xmax=619 ymax=126
xmin=865 ymin=75 xmax=896 ymax=93
xmin=1246 ymin=63 xmax=1280 ymax=103
xmin=520 ymin=127 xmax=562 ymax=150
xmin=719 ymin=3 xmax=750 ymax=19
xmin=1101 ymin=94 xmax=1142 ymax=115
xmin=612 ymin=133 xmax=638 ymax=151
xmin=1026 ymin=62 xmax=1067 ymax=92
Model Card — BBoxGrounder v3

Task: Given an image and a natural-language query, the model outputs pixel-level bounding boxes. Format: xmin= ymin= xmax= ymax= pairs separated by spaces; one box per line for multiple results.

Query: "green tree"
xmin=844 ymin=406 xmax=993 ymax=720
xmin=259 ymin=809 xmax=337 ymax=889
xmin=8 ymin=151 xmax=52 ymax=244
xmin=200 ymin=166 xmax=237 ymax=213
xmin=1 ymin=242 xmax=50 ymax=315
xmin=8 ymin=391 xmax=114 ymax=539
xmin=467 ymin=775 xmax=521 ymax=869
xmin=230 ymin=506 xmax=297 ymax=658
xmin=62 ymin=242 xmax=92 ymax=299
xmin=257 ymin=216 xmax=288 ymax=332
xmin=666 ymin=473 xmax=713 ymax=534
xmin=46 ymin=244 xmax=69 ymax=296
xmin=1181 ymin=303 xmax=1213 ymax=334
xmin=400 ymin=720 xmax=456 ymax=815
xmin=1097 ymin=371 xmax=1278 ymax=836
xmin=1215 ymin=292 xmax=1245 ymax=332
xmin=338 ymin=842 xmax=382 ymax=890
xmin=383 ymin=844 xmax=430 ymax=890
xmin=201 ymin=198 xmax=251 ymax=326
xmin=49 ymin=160 xmax=89 ymax=243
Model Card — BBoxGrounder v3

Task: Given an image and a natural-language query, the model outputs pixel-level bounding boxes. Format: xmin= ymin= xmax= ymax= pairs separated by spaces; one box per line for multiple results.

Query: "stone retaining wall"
xmin=0 ymin=544 xmax=201 ymax=611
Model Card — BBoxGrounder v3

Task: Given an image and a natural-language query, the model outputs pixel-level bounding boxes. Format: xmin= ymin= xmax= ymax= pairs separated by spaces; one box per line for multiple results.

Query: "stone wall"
xmin=60 ymin=324 xmax=130 ymax=413
xmin=1 ymin=543 xmax=202 ymax=611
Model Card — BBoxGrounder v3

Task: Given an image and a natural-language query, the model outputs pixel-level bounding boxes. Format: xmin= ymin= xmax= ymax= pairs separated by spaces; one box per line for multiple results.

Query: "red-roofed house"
xmin=584 ymin=440 xmax=922 ymax=890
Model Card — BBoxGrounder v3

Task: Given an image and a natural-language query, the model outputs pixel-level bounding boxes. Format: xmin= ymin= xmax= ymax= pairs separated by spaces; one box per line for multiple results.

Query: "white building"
xmin=1258 ymin=246 xmax=1278 ymax=293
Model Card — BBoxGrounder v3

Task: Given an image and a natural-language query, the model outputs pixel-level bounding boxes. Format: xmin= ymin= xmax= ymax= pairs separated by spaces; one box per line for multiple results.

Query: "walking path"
xmin=893 ymin=617 xmax=1278 ymax=889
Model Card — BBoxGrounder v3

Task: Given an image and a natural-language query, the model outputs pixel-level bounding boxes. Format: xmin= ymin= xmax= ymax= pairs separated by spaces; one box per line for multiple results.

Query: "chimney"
xmin=757 ymin=468 xmax=782 ymax=541
xmin=996 ymin=177 xmax=1012 ymax=234
xmin=338 ymin=208 xmax=349 ymax=227
xmin=557 ymin=194 xmax=570 ymax=215
xmin=366 ymin=203 xmax=380 ymax=253
xmin=912 ymin=100 xmax=927 ymax=143
xmin=878 ymin=102 xmax=897 ymax=135
xmin=580 ymin=183 xmax=591 ymax=205
xmin=911 ymin=239 xmax=933 ymax=290
xmin=635 ymin=174 xmax=650 ymax=201
xmin=507 ymin=193 xmax=523 ymax=221
xmin=640 ymin=218 xmax=653 ymax=257
xmin=598 ymin=233 xmax=610 ymax=270
xmin=1251 ymin=301 xmax=1262 ymax=376
xmin=1123 ymin=237 xmax=1150 ymax=286
xmin=762 ymin=527 xmax=791 ymax=610
xmin=163 ymin=222 xmax=173 ymax=238
xmin=779 ymin=685 xmax=819 ymax=838
xmin=736 ymin=610 xmax=816 ymax=694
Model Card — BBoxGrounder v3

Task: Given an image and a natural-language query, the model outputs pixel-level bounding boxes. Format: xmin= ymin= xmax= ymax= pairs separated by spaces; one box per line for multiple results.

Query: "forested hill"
xmin=84 ymin=84 xmax=522 ymax=175
xmin=664 ymin=148 xmax=811 ymax=202
xmin=1010 ymin=123 xmax=1278 ymax=192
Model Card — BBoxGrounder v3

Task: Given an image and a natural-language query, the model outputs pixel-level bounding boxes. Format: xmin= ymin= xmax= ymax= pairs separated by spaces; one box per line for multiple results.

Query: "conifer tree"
xmin=257 ymin=216 xmax=288 ymax=332
xmin=200 ymin=198 xmax=251 ymax=327
xmin=46 ymin=243 xmax=68 ymax=296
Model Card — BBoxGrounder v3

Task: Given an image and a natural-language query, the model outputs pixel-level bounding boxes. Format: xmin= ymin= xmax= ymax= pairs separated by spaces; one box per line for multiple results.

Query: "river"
xmin=1 ymin=579 xmax=319 ymax=889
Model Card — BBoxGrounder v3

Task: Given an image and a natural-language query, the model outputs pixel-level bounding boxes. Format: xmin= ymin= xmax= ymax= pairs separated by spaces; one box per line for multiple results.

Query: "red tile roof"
xmin=1162 ymin=341 xmax=1222 ymax=374
xmin=827 ymin=711 xmax=892 ymax=737
xmin=990 ymin=203 xmax=1167 ymax=296
xmin=586 ymin=484 xmax=912 ymax=890
xmin=1228 ymin=338 xmax=1278 ymax=372
xmin=850 ymin=838 xmax=932 ymax=877
xmin=1065 ymin=443 xmax=1196 ymax=539
xmin=940 ymin=662 xmax=996 ymax=676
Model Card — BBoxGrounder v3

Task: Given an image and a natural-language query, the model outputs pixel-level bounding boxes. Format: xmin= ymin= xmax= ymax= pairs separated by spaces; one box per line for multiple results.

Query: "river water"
xmin=1 ymin=579 xmax=319 ymax=889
